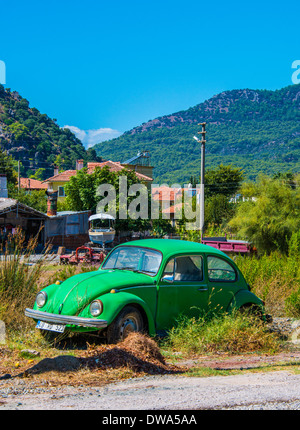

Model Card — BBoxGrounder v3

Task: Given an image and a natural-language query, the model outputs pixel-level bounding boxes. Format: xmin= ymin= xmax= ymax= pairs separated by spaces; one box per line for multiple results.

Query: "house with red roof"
xmin=20 ymin=178 xmax=48 ymax=191
xmin=42 ymin=158 xmax=153 ymax=201
xmin=152 ymin=185 xmax=201 ymax=226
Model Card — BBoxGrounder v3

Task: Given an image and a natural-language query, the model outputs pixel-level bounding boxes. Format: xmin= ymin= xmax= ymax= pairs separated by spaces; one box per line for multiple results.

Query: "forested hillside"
xmin=0 ymin=85 xmax=93 ymax=179
xmin=1 ymin=83 xmax=299 ymax=184
xmin=94 ymin=85 xmax=300 ymax=183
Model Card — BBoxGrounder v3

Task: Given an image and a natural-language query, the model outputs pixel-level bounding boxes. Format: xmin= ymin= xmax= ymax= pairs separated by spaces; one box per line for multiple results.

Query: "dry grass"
xmin=0 ymin=227 xmax=96 ymax=334
xmin=80 ymin=332 xmax=179 ymax=376
xmin=0 ymin=229 xmax=53 ymax=331
xmin=0 ymin=333 xmax=184 ymax=387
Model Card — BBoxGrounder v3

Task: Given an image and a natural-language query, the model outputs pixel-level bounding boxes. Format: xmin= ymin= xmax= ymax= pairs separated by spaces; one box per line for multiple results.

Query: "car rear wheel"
xmin=107 ymin=306 xmax=144 ymax=344
xmin=239 ymin=304 xmax=264 ymax=320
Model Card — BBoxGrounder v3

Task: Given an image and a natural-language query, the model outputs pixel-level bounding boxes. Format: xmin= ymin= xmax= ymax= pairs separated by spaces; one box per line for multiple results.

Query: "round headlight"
xmin=36 ymin=291 xmax=47 ymax=308
xmin=89 ymin=300 xmax=103 ymax=317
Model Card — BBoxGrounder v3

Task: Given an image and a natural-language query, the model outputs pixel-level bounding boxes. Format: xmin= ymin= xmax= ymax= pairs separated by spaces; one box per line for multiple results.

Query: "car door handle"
xmin=198 ymin=286 xmax=208 ymax=292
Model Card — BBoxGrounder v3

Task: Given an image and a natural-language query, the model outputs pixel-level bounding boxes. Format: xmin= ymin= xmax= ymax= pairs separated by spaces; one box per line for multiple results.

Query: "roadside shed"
xmin=0 ymin=198 xmax=47 ymax=244
xmin=0 ymin=197 xmax=90 ymax=250
xmin=44 ymin=210 xmax=90 ymax=249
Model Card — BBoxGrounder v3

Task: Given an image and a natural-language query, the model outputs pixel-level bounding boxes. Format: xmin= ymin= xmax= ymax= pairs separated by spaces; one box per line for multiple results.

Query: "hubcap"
xmin=120 ymin=317 xmax=139 ymax=338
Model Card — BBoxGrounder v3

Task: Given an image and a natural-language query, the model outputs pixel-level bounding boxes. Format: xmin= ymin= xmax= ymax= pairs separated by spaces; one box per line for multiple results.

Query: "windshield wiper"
xmin=134 ymin=269 xmax=156 ymax=274
xmin=113 ymin=267 xmax=153 ymax=274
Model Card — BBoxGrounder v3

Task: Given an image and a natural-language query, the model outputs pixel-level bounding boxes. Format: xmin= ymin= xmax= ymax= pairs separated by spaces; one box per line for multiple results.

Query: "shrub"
xmin=235 ymin=235 xmax=300 ymax=316
xmin=228 ymin=175 xmax=300 ymax=255
xmin=285 ymin=288 xmax=300 ymax=318
xmin=165 ymin=312 xmax=280 ymax=355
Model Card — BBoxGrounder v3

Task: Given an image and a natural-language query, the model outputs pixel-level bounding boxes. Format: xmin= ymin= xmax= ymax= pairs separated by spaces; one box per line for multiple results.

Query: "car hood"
xmin=45 ymin=269 xmax=156 ymax=315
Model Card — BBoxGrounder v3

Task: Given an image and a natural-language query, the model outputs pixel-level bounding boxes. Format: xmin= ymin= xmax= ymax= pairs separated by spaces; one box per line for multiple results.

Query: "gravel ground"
xmin=0 ymin=371 xmax=300 ymax=410
xmin=1 ymin=318 xmax=300 ymax=411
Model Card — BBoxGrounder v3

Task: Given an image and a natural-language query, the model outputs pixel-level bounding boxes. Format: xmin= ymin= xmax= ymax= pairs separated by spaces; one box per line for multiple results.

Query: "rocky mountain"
xmin=94 ymin=85 xmax=300 ymax=183
xmin=1 ymin=83 xmax=298 ymax=184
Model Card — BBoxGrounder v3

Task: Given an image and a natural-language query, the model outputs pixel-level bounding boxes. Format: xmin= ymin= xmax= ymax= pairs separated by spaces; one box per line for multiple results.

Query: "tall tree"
xmin=0 ymin=150 xmax=17 ymax=193
xmin=205 ymin=164 xmax=244 ymax=198
xmin=229 ymin=175 xmax=300 ymax=254
xmin=64 ymin=165 xmax=151 ymax=232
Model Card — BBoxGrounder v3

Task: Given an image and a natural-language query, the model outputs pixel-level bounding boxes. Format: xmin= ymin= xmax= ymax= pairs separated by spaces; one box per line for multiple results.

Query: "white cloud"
xmin=63 ymin=125 xmax=122 ymax=148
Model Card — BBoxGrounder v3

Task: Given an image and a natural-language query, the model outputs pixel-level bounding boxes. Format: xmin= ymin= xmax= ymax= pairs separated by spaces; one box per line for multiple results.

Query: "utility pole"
xmin=193 ymin=122 xmax=206 ymax=241
xmin=18 ymin=160 xmax=20 ymax=192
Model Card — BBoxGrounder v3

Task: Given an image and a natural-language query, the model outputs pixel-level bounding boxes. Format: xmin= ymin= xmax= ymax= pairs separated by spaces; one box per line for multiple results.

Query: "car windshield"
xmin=101 ymin=246 xmax=162 ymax=276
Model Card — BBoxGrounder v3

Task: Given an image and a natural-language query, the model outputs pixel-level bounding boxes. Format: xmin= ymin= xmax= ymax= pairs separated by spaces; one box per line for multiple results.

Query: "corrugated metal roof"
xmin=49 ymin=210 xmax=90 ymax=218
xmin=0 ymin=198 xmax=48 ymax=218
xmin=0 ymin=198 xmax=17 ymax=211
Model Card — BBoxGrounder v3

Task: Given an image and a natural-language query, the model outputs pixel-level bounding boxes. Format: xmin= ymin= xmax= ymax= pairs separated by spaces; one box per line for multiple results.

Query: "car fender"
xmin=32 ymin=284 xmax=59 ymax=311
xmin=227 ymin=289 xmax=264 ymax=313
xmin=92 ymin=291 xmax=156 ymax=336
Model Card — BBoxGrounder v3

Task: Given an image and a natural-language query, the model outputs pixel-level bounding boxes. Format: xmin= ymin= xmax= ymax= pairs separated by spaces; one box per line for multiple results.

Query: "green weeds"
xmin=235 ymin=248 xmax=300 ymax=317
xmin=164 ymin=312 xmax=280 ymax=355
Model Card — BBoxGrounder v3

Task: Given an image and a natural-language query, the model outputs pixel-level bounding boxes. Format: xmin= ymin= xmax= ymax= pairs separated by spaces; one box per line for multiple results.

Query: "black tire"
xmin=107 ymin=305 xmax=144 ymax=344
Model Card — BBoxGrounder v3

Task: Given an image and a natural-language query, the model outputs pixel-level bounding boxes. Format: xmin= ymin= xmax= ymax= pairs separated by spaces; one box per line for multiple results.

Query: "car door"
xmin=206 ymin=254 xmax=242 ymax=313
xmin=156 ymin=254 xmax=209 ymax=331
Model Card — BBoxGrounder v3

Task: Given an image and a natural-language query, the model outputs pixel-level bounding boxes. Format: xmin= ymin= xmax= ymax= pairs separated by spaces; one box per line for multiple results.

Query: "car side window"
xmin=175 ymin=256 xmax=203 ymax=281
xmin=162 ymin=255 xmax=203 ymax=282
xmin=163 ymin=259 xmax=175 ymax=276
xmin=207 ymin=256 xmax=237 ymax=282
xmin=161 ymin=258 xmax=175 ymax=281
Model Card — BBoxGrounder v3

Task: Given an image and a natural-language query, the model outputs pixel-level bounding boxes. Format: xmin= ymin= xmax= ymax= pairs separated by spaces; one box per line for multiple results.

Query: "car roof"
xmin=121 ymin=238 xmax=228 ymax=259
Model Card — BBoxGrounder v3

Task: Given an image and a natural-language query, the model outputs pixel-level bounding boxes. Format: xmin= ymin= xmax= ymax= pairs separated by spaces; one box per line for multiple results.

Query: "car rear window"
xmin=207 ymin=256 xmax=237 ymax=282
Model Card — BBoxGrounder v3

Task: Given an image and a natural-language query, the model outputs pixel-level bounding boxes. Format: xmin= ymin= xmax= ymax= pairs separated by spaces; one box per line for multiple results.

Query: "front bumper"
xmin=25 ymin=308 xmax=108 ymax=329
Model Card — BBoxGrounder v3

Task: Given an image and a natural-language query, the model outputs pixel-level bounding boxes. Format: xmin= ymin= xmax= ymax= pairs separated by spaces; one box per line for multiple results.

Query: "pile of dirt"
xmin=118 ymin=332 xmax=166 ymax=363
xmin=81 ymin=333 xmax=181 ymax=375
xmin=0 ymin=334 xmax=183 ymax=383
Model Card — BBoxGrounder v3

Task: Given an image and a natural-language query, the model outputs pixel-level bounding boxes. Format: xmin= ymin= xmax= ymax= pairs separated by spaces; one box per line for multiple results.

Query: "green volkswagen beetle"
xmin=25 ymin=239 xmax=265 ymax=343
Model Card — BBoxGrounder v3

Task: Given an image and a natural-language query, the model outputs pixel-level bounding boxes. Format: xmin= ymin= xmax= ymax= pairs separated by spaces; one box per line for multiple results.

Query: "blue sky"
xmin=0 ymin=0 xmax=299 ymax=147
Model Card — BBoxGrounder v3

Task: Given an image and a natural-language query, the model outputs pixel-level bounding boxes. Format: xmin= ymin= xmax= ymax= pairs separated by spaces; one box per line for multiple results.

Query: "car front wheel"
xmin=107 ymin=305 xmax=144 ymax=344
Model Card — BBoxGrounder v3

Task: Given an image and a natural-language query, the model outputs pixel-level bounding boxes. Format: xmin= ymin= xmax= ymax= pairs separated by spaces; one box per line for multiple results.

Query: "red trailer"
xmin=201 ymin=237 xmax=255 ymax=254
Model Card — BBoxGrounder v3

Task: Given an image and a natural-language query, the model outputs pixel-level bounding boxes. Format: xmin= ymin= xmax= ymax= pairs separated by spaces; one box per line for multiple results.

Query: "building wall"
xmin=44 ymin=211 xmax=90 ymax=249
xmin=123 ymin=164 xmax=153 ymax=180
xmin=48 ymin=233 xmax=89 ymax=249
xmin=46 ymin=181 xmax=68 ymax=201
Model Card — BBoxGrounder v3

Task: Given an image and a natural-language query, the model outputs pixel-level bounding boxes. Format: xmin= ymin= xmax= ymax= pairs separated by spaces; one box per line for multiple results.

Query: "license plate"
xmin=36 ymin=320 xmax=65 ymax=333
